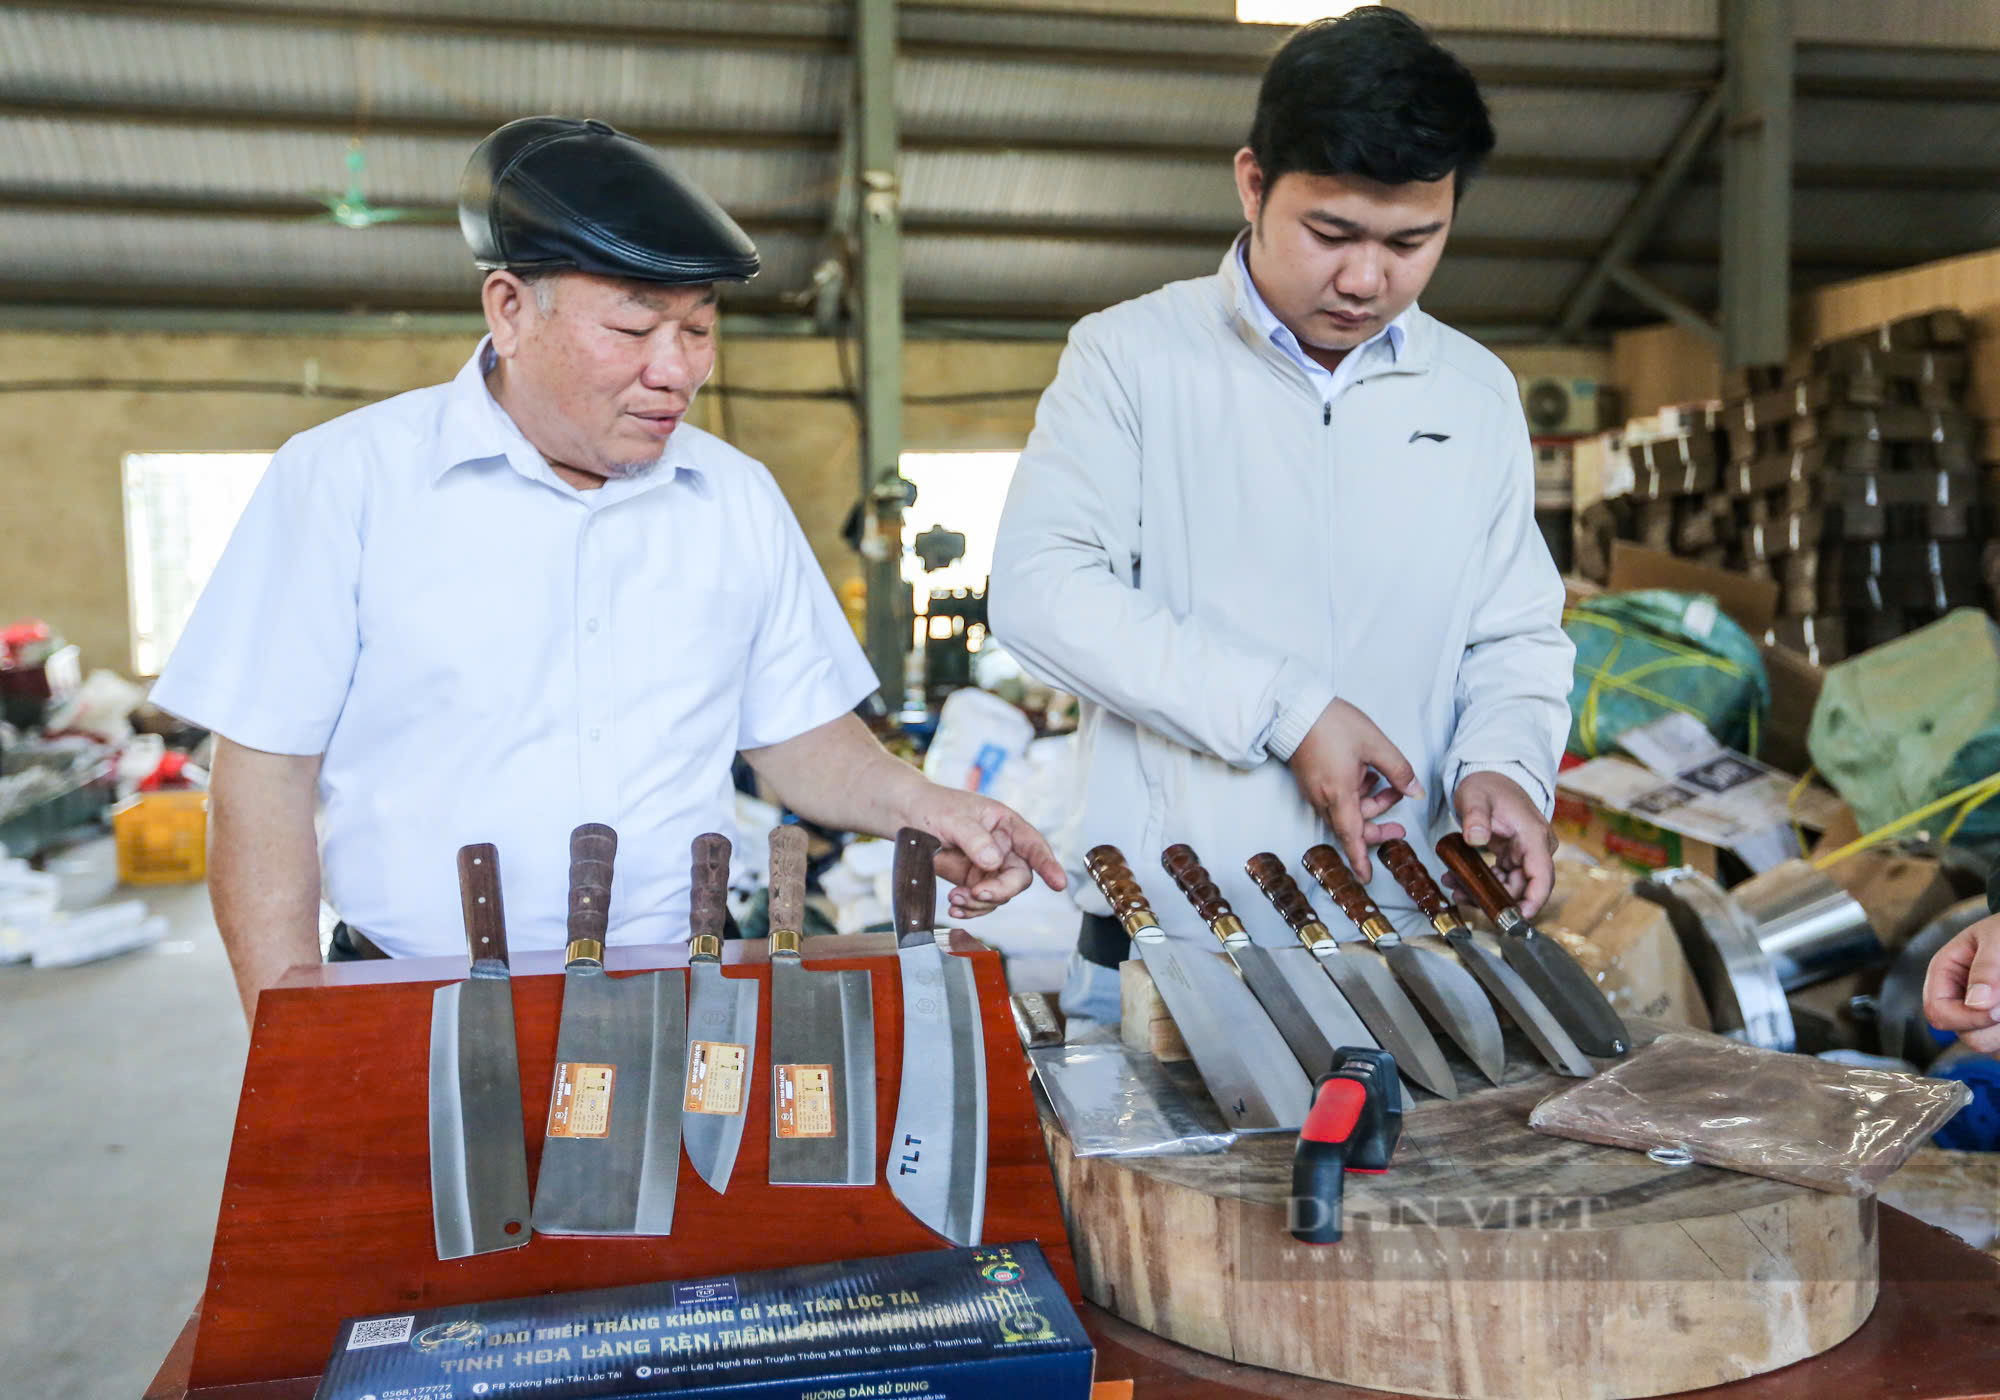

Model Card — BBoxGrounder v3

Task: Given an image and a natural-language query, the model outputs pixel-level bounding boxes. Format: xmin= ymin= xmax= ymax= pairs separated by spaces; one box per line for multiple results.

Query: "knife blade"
xmin=1245 ymin=852 xmax=1457 ymax=1100
xmin=531 ymin=823 xmax=687 ymax=1236
xmin=683 ymin=832 xmax=757 ymax=1195
xmin=428 ymin=843 xmax=532 ymax=1259
xmin=1084 ymin=845 xmax=1312 ymax=1131
xmin=1158 ymin=843 xmax=1376 ymax=1080
xmin=1304 ymin=844 xmax=1508 ymax=1087
xmin=1436 ymin=833 xmax=1631 ymax=1058
xmin=887 ymin=828 xmax=987 ymax=1245
xmin=767 ymin=824 xmax=875 ymax=1187
xmin=1378 ymin=840 xmax=1594 ymax=1078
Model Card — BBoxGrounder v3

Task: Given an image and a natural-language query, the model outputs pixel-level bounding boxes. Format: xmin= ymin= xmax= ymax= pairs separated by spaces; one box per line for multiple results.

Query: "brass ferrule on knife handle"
xmin=1244 ymin=853 xmax=1339 ymax=957
xmin=892 ymin=827 xmax=942 ymax=940
xmin=565 ymin=822 xmax=617 ymax=966
xmin=1435 ymin=834 xmax=1527 ymax=934
xmin=1302 ymin=844 xmax=1398 ymax=946
xmin=456 ymin=843 xmax=509 ymax=976
xmin=1378 ymin=839 xmax=1468 ymax=936
xmin=1161 ymin=843 xmax=1249 ymax=948
xmin=1084 ymin=845 xmax=1164 ymax=942
xmin=689 ymin=832 xmax=732 ymax=963
xmin=767 ymin=824 xmax=807 ymax=956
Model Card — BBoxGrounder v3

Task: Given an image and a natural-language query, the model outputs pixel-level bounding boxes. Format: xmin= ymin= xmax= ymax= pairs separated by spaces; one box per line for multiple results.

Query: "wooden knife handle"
xmin=767 ymin=824 xmax=807 ymax=935
xmin=893 ymin=827 xmax=941 ymax=935
xmin=1378 ymin=839 xmax=1452 ymax=921
xmin=1084 ymin=844 xmax=1158 ymax=929
xmin=568 ymin=822 xmax=617 ymax=945
xmin=689 ymin=832 xmax=731 ymax=945
xmin=456 ymin=843 xmax=508 ymax=967
xmin=1435 ymin=833 xmax=1517 ymax=921
xmin=1161 ymin=843 xmax=1231 ymax=924
xmin=1302 ymin=843 xmax=1381 ymax=928
xmin=1244 ymin=852 xmax=1317 ymax=934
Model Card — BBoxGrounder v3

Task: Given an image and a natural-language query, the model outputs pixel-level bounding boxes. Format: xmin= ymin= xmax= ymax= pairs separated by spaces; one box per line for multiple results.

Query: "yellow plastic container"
xmin=112 ymin=790 xmax=209 ymax=885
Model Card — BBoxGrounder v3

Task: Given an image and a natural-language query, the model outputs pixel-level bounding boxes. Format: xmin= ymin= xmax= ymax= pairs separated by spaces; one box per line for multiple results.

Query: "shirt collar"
xmin=433 ymin=337 xmax=707 ymax=500
xmin=1232 ymin=233 xmax=1408 ymax=372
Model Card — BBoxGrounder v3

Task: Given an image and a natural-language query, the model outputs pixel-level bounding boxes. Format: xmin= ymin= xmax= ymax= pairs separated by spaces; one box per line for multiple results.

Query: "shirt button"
xmin=585 ymin=618 xmax=600 ymax=633
xmin=589 ymin=727 xmax=602 ymax=741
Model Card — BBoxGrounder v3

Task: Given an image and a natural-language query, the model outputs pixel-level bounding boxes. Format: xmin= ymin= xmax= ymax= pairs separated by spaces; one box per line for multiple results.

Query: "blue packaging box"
xmin=313 ymin=1242 xmax=1092 ymax=1400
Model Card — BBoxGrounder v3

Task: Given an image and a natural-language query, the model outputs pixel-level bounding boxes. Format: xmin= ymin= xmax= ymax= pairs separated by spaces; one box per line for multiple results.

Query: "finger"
xmin=1498 ymin=864 xmax=1529 ymax=902
xmin=1358 ymin=785 xmax=1403 ymax=820
xmin=1329 ymin=784 xmax=1371 ymax=883
xmin=1457 ymin=787 xmax=1495 ymax=848
xmin=1964 ymin=929 xmax=2000 ymax=1013
xmin=998 ymin=809 xmax=1068 ymax=891
xmin=1361 ymin=736 xmax=1424 ymax=801
xmin=1923 ymin=933 xmax=1976 ymax=1029
xmin=1360 ymin=819 xmax=1408 ymax=847
xmin=1518 ymin=835 xmax=1555 ymax=919
xmin=1962 ymin=1023 xmax=2000 ymax=1054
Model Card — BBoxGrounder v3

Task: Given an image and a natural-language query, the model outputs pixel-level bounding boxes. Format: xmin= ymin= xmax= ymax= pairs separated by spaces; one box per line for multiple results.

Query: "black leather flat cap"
xmin=459 ymin=116 xmax=759 ymax=285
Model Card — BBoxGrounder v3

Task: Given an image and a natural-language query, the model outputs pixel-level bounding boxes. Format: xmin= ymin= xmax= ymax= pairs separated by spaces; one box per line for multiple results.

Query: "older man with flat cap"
xmin=154 ymin=117 xmax=1065 ymax=1021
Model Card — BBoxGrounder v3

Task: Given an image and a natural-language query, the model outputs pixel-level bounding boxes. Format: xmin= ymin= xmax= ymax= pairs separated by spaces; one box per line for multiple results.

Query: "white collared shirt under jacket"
xmin=988 ymin=241 xmax=1575 ymax=938
xmin=152 ymin=342 xmax=876 ymax=957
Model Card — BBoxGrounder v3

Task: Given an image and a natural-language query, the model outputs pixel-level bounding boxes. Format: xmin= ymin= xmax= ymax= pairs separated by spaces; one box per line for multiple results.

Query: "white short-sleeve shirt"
xmin=151 ymin=340 xmax=878 ymax=956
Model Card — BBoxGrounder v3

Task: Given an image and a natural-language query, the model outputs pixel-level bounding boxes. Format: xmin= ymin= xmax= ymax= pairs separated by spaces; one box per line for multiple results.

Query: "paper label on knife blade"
xmin=774 ymin=1063 xmax=836 ymax=1138
xmin=545 ymin=1061 xmax=615 ymax=1138
xmin=684 ymin=1040 xmax=748 ymax=1116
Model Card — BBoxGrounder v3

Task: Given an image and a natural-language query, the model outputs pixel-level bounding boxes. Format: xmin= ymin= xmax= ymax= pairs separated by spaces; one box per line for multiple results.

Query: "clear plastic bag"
xmin=1030 ymin=1042 xmax=1237 ymax=1158
xmin=1528 ymin=1031 xmax=1972 ymax=1197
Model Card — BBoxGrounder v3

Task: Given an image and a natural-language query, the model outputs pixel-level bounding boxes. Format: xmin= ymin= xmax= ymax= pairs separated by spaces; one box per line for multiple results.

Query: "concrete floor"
xmin=0 ymin=882 xmax=246 ymax=1399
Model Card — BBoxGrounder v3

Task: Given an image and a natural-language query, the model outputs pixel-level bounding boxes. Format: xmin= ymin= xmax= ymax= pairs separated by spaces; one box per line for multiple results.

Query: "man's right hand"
xmin=1923 ymin=914 xmax=2000 ymax=1055
xmin=1287 ymin=698 xmax=1423 ymax=883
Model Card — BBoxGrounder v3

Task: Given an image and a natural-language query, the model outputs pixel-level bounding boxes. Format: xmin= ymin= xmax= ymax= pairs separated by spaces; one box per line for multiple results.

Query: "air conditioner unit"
xmin=1522 ymin=376 xmax=1619 ymax=436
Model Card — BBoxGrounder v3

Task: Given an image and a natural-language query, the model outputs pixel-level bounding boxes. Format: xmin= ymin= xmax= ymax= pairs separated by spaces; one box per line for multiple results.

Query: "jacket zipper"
xmin=1322 ymin=401 xmax=1331 ymax=426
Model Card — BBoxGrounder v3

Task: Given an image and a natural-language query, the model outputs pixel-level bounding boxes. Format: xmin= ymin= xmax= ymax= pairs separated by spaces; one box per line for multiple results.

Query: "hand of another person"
xmin=1287 ymin=699 xmax=1421 ymax=882
xmin=1449 ymin=770 xmax=1557 ymax=919
xmin=905 ymin=785 xmax=1069 ymax=921
xmin=1923 ymin=915 xmax=2000 ymax=1055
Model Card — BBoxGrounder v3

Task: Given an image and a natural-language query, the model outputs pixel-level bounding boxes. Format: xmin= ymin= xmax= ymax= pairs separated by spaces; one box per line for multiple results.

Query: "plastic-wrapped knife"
xmin=1247 ymin=851 xmax=1457 ymax=1100
xmin=1304 ymin=843 xmax=1507 ymax=1088
xmin=1378 ymin=839 xmax=1593 ymax=1078
xmin=767 ymin=824 xmax=875 ymax=1187
xmin=1157 ymin=843 xmax=1379 ymax=1077
xmin=682 ymin=833 xmax=757 ymax=1193
xmin=1085 ymin=844 xmax=1311 ymax=1131
xmin=887 ymin=828 xmax=987 ymax=1245
xmin=1436 ymin=833 xmax=1630 ymax=1058
xmin=532 ymin=823 xmax=686 ymax=1236
xmin=428 ymin=843 xmax=531 ymax=1259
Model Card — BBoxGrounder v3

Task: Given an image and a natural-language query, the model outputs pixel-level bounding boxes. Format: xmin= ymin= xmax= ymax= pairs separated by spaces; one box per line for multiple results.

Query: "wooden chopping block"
xmin=1044 ymin=1019 xmax=1879 ymax=1400
xmin=1119 ymin=958 xmax=1190 ymax=1062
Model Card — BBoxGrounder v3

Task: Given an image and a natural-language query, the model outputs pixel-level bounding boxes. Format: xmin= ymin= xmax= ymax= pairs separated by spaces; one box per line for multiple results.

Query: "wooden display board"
xmin=1048 ymin=1009 xmax=1878 ymax=1400
xmin=184 ymin=932 xmax=1075 ymax=1392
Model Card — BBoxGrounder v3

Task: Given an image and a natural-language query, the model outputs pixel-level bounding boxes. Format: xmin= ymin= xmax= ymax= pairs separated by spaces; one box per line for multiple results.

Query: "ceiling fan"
xmin=312 ymin=140 xmax=446 ymax=228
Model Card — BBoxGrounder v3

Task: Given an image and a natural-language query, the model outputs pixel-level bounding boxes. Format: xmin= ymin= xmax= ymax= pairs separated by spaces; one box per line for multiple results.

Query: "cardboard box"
xmin=311 ymin=1243 xmax=1094 ymax=1400
xmin=1607 ymin=542 xmax=1778 ymax=633
xmin=1532 ymin=862 xmax=1713 ymax=1029
xmin=1553 ymin=781 xmax=1721 ymax=879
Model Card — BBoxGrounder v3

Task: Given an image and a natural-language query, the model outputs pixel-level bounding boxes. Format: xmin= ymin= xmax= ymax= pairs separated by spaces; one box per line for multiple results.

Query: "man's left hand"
xmin=1451 ymin=770 xmax=1556 ymax=918
xmin=907 ymin=786 xmax=1069 ymax=921
xmin=1923 ymin=914 xmax=2000 ymax=1056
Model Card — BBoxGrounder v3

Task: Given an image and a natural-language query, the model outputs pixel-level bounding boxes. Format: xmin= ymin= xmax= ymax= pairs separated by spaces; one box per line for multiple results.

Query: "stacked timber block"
xmin=1722 ymin=309 xmax=1986 ymax=660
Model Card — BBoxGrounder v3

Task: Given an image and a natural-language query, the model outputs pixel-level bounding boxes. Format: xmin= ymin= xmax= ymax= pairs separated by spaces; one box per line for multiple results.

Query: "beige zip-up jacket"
xmin=989 ymin=244 xmax=1574 ymax=941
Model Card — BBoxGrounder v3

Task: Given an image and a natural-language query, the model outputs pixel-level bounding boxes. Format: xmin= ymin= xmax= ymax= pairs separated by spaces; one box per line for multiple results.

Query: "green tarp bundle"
xmin=1808 ymin=608 xmax=2000 ymax=850
xmin=1564 ymin=589 xmax=1770 ymax=758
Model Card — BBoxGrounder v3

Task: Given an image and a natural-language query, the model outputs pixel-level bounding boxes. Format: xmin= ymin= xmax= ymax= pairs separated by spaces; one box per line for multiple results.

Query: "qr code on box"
xmin=346 ymin=1315 xmax=414 ymax=1349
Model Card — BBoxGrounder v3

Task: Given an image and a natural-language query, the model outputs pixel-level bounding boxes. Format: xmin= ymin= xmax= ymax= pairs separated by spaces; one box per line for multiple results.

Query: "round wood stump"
xmin=1044 ymin=1024 xmax=1878 ymax=1399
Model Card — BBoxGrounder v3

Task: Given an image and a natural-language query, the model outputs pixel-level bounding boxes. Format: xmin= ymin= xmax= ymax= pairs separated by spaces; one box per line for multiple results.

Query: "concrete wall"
xmin=0 ymin=329 xmax=1064 ymax=676
xmin=0 ymin=324 xmax=1589 ymax=677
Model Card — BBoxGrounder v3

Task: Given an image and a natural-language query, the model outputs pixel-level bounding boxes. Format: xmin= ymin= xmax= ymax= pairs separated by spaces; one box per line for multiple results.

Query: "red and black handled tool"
xmin=1289 ymin=1047 xmax=1402 ymax=1245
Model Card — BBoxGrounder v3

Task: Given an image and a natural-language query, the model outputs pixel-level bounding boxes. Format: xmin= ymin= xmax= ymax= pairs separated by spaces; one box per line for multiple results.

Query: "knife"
xmin=887 ymin=828 xmax=987 ymax=1246
xmin=1084 ymin=844 xmax=1312 ymax=1131
xmin=428 ymin=843 xmax=532 ymax=1259
xmin=1158 ymin=843 xmax=1379 ymax=1079
xmin=682 ymin=833 xmax=757 ymax=1194
xmin=767 ymin=824 xmax=876 ymax=1187
xmin=1246 ymin=852 xmax=1458 ymax=1101
xmin=1435 ymin=833 xmax=1631 ymax=1058
xmin=1377 ymin=840 xmax=1594 ymax=1078
xmin=1303 ymin=844 xmax=1508 ymax=1087
xmin=531 ymin=823 xmax=687 ymax=1236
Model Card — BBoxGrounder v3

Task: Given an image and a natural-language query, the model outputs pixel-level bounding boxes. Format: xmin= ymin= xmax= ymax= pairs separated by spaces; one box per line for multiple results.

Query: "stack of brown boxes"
xmin=1722 ymin=308 xmax=1984 ymax=661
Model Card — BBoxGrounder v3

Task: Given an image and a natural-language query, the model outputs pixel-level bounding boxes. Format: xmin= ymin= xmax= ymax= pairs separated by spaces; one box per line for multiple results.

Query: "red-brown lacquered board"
xmin=186 ymin=932 xmax=1075 ymax=1391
